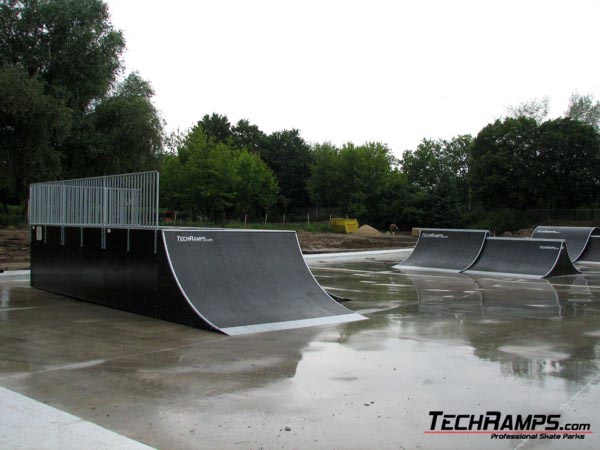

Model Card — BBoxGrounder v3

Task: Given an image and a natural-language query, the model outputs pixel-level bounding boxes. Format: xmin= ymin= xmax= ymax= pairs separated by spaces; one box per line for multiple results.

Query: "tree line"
xmin=1 ymin=0 xmax=162 ymax=206
xmin=2 ymin=1 xmax=600 ymax=233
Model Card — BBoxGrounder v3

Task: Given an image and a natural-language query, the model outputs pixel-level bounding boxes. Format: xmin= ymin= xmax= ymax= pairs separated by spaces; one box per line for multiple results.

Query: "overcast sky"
xmin=105 ymin=0 xmax=600 ymax=156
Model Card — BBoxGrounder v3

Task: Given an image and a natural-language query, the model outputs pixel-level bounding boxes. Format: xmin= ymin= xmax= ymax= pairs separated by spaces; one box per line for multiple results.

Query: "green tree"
xmin=231 ymin=119 xmax=266 ymax=153
xmin=234 ymin=149 xmax=278 ymax=215
xmin=0 ymin=65 xmax=71 ymax=204
xmin=262 ymin=129 xmax=313 ymax=208
xmin=0 ymin=0 xmax=125 ymax=112
xmin=470 ymin=117 xmax=541 ymax=209
xmin=73 ymin=72 xmax=163 ymax=176
xmin=308 ymin=141 xmax=397 ymax=220
xmin=160 ymin=125 xmax=278 ymax=219
xmin=307 ymin=142 xmax=341 ymax=207
xmin=537 ymin=117 xmax=600 ymax=208
xmin=198 ymin=113 xmax=232 ymax=144
xmin=402 ymin=135 xmax=473 ymax=210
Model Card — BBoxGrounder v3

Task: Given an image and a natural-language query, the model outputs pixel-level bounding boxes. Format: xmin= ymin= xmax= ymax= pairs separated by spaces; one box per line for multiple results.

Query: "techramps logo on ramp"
xmin=176 ymin=235 xmax=214 ymax=243
xmin=539 ymin=245 xmax=560 ymax=250
xmin=422 ymin=232 xmax=449 ymax=239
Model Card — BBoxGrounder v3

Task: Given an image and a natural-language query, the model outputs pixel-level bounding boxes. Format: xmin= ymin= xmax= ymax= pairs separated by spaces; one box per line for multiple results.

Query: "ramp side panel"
xmin=531 ymin=226 xmax=600 ymax=261
xmin=464 ymin=238 xmax=580 ymax=278
xmin=162 ymin=230 xmax=365 ymax=332
xmin=394 ymin=229 xmax=488 ymax=272
xmin=30 ymin=225 xmax=208 ymax=329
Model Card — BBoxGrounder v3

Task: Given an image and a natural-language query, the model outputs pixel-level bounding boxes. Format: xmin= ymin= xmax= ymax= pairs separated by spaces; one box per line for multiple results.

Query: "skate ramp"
xmin=162 ymin=229 xmax=366 ymax=335
xmin=393 ymin=229 xmax=488 ymax=272
xmin=579 ymin=236 xmax=600 ymax=263
xmin=531 ymin=226 xmax=600 ymax=262
xmin=464 ymin=237 xmax=580 ymax=279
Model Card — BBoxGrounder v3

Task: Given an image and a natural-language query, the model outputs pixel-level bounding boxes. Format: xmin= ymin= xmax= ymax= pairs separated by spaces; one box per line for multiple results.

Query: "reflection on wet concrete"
xmin=0 ymin=256 xmax=599 ymax=449
xmin=311 ymin=259 xmax=600 ymax=387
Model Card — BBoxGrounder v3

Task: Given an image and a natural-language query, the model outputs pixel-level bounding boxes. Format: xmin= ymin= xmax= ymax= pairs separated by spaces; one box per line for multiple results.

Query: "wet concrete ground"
xmin=1 ymin=252 xmax=599 ymax=449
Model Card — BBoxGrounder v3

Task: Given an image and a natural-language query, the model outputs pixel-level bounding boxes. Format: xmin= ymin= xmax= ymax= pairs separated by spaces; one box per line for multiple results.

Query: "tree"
xmin=0 ymin=64 xmax=71 ymax=204
xmin=307 ymin=142 xmax=341 ymax=207
xmin=566 ymin=92 xmax=600 ymax=130
xmin=505 ymin=96 xmax=549 ymax=123
xmin=470 ymin=117 xmax=541 ymax=209
xmin=73 ymin=72 xmax=164 ymax=176
xmin=231 ymin=119 xmax=266 ymax=153
xmin=308 ymin=141 xmax=398 ymax=220
xmin=402 ymin=135 xmax=473 ymax=210
xmin=537 ymin=117 xmax=600 ymax=208
xmin=198 ymin=113 xmax=232 ymax=143
xmin=0 ymin=0 xmax=125 ymax=112
xmin=159 ymin=125 xmax=278 ymax=219
xmin=261 ymin=129 xmax=313 ymax=208
xmin=234 ymin=150 xmax=278 ymax=215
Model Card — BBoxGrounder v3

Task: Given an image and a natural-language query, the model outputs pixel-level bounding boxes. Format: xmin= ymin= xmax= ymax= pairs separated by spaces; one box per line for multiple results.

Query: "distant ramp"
xmin=578 ymin=236 xmax=600 ymax=263
xmin=531 ymin=226 xmax=600 ymax=262
xmin=163 ymin=229 xmax=366 ymax=335
xmin=464 ymin=238 xmax=580 ymax=279
xmin=393 ymin=228 xmax=488 ymax=272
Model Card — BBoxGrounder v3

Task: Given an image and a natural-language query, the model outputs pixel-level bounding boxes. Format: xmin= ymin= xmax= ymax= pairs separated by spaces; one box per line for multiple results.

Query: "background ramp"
xmin=531 ymin=226 xmax=600 ymax=261
xmin=393 ymin=228 xmax=488 ymax=272
xmin=464 ymin=238 xmax=580 ymax=279
xmin=162 ymin=229 xmax=366 ymax=335
xmin=579 ymin=236 xmax=600 ymax=263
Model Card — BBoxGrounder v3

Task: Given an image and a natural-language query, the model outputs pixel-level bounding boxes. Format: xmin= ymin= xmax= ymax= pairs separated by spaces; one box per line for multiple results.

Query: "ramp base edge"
xmin=392 ymin=264 xmax=462 ymax=273
xmin=220 ymin=313 xmax=367 ymax=336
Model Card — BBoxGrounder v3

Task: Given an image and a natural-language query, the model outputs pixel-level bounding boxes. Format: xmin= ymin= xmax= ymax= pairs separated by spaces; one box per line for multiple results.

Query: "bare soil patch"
xmin=0 ymin=227 xmax=30 ymax=271
xmin=298 ymin=230 xmax=416 ymax=253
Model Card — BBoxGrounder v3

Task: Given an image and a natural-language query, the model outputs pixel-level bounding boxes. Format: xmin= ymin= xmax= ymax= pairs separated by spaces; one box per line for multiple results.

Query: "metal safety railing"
xmin=29 ymin=171 xmax=159 ymax=229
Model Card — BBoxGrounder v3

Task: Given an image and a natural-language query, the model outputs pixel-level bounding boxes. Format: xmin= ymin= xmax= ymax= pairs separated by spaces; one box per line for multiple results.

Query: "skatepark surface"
xmin=1 ymin=250 xmax=600 ymax=449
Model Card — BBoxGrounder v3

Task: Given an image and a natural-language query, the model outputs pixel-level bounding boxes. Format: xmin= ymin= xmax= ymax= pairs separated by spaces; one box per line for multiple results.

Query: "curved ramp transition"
xmin=162 ymin=229 xmax=365 ymax=335
xmin=393 ymin=228 xmax=488 ymax=272
xmin=579 ymin=236 xmax=600 ymax=263
xmin=531 ymin=226 xmax=600 ymax=262
xmin=464 ymin=238 xmax=580 ymax=279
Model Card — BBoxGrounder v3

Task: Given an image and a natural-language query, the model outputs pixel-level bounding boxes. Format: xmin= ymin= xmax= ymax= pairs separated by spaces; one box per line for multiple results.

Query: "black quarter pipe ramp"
xmin=579 ymin=236 xmax=600 ymax=263
xmin=531 ymin=226 xmax=600 ymax=262
xmin=393 ymin=228 xmax=488 ymax=272
xmin=464 ymin=237 xmax=580 ymax=279
xmin=31 ymin=226 xmax=366 ymax=335
xmin=162 ymin=229 xmax=365 ymax=334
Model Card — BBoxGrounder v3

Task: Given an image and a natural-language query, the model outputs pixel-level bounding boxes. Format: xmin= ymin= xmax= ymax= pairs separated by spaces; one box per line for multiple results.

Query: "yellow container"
xmin=330 ymin=218 xmax=359 ymax=234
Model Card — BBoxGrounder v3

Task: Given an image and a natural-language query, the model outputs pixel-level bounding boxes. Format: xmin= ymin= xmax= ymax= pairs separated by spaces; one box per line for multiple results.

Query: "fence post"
xmin=307 ymin=213 xmax=310 ymax=226
xmin=244 ymin=214 xmax=247 ymax=227
xmin=283 ymin=213 xmax=286 ymax=225
xmin=264 ymin=213 xmax=268 ymax=227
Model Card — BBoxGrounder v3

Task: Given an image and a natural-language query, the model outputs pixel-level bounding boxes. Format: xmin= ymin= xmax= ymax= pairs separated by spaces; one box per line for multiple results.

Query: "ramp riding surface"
xmin=393 ymin=228 xmax=488 ymax=272
xmin=531 ymin=226 xmax=600 ymax=261
xmin=579 ymin=236 xmax=600 ymax=263
xmin=464 ymin=237 xmax=580 ymax=279
xmin=162 ymin=229 xmax=365 ymax=335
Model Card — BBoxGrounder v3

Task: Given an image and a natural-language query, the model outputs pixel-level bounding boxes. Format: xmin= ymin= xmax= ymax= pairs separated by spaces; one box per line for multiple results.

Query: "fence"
xmin=29 ymin=171 xmax=159 ymax=229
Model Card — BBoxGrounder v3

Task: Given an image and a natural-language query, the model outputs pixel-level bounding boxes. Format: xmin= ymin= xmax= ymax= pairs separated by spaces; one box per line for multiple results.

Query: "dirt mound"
xmin=356 ymin=225 xmax=381 ymax=236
